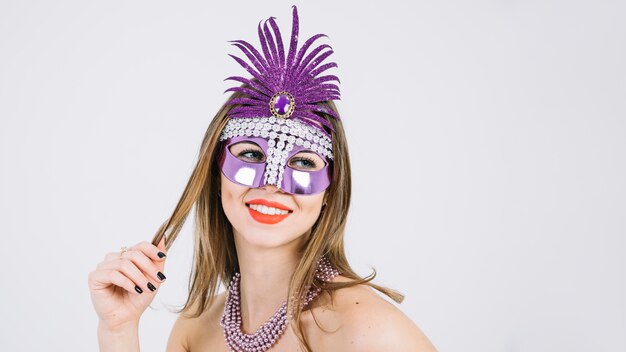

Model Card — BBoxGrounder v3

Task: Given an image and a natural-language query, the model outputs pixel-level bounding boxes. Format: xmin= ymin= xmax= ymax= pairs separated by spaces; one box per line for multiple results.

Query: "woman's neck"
xmin=233 ymin=234 xmax=304 ymax=333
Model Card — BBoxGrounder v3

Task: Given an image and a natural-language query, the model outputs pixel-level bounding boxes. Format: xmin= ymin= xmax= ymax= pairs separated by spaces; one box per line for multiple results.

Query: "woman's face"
xmin=220 ymin=140 xmax=327 ymax=249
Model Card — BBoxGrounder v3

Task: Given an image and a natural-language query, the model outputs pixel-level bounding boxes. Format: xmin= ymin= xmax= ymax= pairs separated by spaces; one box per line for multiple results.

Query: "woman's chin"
xmin=234 ymin=225 xmax=307 ymax=250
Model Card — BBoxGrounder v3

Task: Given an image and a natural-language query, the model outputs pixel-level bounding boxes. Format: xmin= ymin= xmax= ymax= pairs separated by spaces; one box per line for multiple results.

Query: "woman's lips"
xmin=246 ymin=198 xmax=293 ymax=211
xmin=245 ymin=199 xmax=293 ymax=225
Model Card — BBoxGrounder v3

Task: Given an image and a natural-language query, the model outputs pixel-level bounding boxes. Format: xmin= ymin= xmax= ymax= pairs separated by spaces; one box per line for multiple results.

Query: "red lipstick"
xmin=246 ymin=199 xmax=293 ymax=225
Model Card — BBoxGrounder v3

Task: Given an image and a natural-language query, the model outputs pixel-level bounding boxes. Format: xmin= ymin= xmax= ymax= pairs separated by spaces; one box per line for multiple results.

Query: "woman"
xmin=88 ymin=6 xmax=437 ymax=352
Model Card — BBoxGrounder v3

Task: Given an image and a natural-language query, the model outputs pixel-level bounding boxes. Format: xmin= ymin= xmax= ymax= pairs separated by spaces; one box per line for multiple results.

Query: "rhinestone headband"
xmin=222 ymin=5 xmax=341 ymax=137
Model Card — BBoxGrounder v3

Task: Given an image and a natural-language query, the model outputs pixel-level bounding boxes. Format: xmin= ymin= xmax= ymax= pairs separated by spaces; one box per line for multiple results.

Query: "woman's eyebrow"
xmin=234 ymin=141 xmax=262 ymax=148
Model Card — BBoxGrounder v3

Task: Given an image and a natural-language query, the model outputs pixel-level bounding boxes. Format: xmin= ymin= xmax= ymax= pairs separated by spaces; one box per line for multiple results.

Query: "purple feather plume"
xmin=223 ymin=5 xmax=340 ymax=133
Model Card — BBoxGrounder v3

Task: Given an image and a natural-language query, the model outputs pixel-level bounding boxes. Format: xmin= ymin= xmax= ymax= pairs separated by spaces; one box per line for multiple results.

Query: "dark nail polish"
xmin=157 ymin=252 xmax=166 ymax=258
xmin=135 ymin=285 xmax=143 ymax=294
xmin=157 ymin=272 xmax=166 ymax=281
xmin=147 ymin=282 xmax=156 ymax=292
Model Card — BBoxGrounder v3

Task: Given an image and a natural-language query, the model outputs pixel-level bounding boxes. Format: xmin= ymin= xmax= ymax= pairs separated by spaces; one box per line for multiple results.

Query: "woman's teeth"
xmin=248 ymin=204 xmax=290 ymax=215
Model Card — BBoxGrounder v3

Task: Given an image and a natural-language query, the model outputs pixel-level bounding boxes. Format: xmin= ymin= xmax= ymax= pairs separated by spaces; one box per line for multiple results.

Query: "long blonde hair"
xmin=150 ymin=88 xmax=403 ymax=350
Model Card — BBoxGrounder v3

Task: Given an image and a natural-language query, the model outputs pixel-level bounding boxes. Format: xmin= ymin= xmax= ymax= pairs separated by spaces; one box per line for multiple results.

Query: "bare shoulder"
xmin=306 ymin=276 xmax=438 ymax=352
xmin=166 ymin=291 xmax=228 ymax=352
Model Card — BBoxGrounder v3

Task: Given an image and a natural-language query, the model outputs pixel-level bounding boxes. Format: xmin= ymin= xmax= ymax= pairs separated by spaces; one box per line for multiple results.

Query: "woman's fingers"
xmin=131 ymin=240 xmax=168 ymax=265
xmin=130 ymin=239 xmax=168 ymax=280
xmin=95 ymin=239 xmax=168 ymax=295
xmin=99 ymin=256 xmax=159 ymax=293
xmin=121 ymin=249 xmax=166 ymax=284
xmin=102 ymin=240 xmax=167 ymax=263
xmin=89 ymin=237 xmax=170 ymax=331
xmin=89 ymin=268 xmax=143 ymax=295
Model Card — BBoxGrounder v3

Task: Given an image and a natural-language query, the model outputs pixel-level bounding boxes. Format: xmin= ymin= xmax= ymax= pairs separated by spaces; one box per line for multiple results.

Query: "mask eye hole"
xmin=288 ymin=151 xmax=326 ymax=171
xmin=229 ymin=141 xmax=266 ymax=163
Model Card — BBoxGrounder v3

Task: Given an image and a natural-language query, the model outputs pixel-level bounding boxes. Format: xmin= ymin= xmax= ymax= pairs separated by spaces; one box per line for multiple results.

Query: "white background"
xmin=1 ymin=0 xmax=625 ymax=351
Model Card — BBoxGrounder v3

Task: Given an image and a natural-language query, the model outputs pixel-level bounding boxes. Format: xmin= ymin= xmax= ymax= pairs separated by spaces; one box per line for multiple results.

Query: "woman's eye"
xmin=288 ymin=155 xmax=323 ymax=171
xmin=291 ymin=158 xmax=315 ymax=168
xmin=236 ymin=148 xmax=265 ymax=162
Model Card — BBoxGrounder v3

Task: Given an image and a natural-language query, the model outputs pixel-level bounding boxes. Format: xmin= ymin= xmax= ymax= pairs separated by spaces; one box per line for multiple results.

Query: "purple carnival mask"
xmin=219 ymin=117 xmax=333 ymax=195
xmin=218 ymin=5 xmax=340 ymax=196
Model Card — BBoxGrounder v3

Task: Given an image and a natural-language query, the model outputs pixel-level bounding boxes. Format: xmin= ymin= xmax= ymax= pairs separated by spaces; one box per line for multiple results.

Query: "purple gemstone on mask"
xmin=274 ymin=94 xmax=291 ymax=115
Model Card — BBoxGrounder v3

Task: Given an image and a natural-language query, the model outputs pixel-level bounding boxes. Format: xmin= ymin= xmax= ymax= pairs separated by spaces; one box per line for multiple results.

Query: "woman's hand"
xmin=88 ymin=237 xmax=168 ymax=331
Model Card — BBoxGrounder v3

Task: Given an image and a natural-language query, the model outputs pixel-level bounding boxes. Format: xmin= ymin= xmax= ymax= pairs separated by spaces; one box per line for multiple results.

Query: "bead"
xmin=220 ymin=257 xmax=339 ymax=352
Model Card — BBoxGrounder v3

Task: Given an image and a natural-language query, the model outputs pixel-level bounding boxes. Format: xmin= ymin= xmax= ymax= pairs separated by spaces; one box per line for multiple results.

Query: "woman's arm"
xmin=166 ymin=315 xmax=191 ymax=352
xmin=323 ymin=282 xmax=438 ymax=351
xmin=97 ymin=322 xmax=140 ymax=352
xmin=342 ymin=306 xmax=438 ymax=352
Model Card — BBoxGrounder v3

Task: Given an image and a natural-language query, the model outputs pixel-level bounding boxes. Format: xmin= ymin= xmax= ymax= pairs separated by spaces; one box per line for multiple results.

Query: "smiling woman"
xmin=87 ymin=5 xmax=437 ymax=352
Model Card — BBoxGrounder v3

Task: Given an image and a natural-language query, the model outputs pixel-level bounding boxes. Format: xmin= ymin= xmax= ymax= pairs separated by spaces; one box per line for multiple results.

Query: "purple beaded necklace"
xmin=220 ymin=257 xmax=340 ymax=352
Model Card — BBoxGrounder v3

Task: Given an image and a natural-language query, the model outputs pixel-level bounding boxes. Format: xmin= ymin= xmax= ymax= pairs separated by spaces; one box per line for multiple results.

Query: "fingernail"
xmin=157 ymin=252 xmax=166 ymax=258
xmin=147 ymin=282 xmax=156 ymax=292
xmin=135 ymin=285 xmax=143 ymax=294
xmin=157 ymin=272 xmax=166 ymax=281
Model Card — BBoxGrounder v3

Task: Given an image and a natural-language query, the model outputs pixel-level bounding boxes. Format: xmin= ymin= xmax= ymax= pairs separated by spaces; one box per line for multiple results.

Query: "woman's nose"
xmin=259 ymin=183 xmax=283 ymax=193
